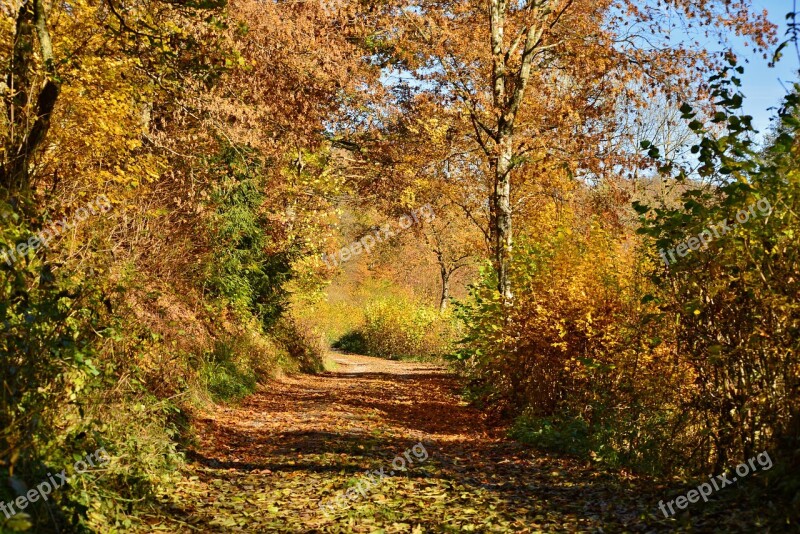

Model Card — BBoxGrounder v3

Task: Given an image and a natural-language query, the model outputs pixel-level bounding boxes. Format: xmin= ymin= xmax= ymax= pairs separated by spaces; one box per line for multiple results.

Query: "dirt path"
xmin=138 ymin=353 xmax=752 ymax=533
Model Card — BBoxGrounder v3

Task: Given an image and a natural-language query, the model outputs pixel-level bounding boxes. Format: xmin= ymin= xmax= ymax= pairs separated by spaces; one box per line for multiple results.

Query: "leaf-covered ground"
xmin=136 ymin=353 xmax=790 ymax=533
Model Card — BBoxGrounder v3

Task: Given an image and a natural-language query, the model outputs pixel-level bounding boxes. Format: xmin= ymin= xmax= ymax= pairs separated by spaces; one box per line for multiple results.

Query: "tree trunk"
xmin=489 ymin=0 xmax=513 ymax=302
xmin=439 ymin=267 xmax=451 ymax=313
xmin=485 ymin=0 xmax=560 ymax=302
xmin=493 ymin=134 xmax=513 ymax=301
xmin=1 ymin=0 xmax=60 ymax=203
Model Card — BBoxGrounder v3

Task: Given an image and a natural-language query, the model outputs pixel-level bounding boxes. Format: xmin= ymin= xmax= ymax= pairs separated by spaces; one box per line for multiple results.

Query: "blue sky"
xmin=738 ymin=1 xmax=799 ymax=133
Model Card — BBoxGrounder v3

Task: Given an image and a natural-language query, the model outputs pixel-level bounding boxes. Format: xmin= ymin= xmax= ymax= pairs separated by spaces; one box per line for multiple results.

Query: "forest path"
xmin=140 ymin=352 xmax=685 ymax=532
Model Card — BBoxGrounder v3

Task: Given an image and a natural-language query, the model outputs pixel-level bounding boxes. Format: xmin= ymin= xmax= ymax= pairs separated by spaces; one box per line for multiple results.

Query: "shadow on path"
xmin=144 ymin=352 xmax=769 ymax=533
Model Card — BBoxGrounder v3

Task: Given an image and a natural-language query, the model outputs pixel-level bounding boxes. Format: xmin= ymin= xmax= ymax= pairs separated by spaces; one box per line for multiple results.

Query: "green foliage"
xmin=510 ymin=413 xmax=592 ymax=459
xmin=205 ymin=143 xmax=292 ymax=330
xmin=54 ymin=395 xmax=185 ymax=532
xmin=200 ymin=339 xmax=258 ymax=402
xmin=636 ymin=64 xmax=800 ymax=476
xmin=451 ymin=262 xmax=507 ymax=404
xmin=0 ymin=203 xmax=107 ymax=479
xmin=0 ymin=206 xmax=186 ymax=532
xmin=332 ymin=330 xmax=368 ymax=354
xmin=511 ymin=404 xmax=674 ymax=474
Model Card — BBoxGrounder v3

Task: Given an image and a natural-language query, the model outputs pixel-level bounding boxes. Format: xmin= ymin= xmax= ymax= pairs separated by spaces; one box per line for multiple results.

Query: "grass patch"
xmin=200 ymin=340 xmax=258 ymax=402
xmin=510 ymin=413 xmax=592 ymax=458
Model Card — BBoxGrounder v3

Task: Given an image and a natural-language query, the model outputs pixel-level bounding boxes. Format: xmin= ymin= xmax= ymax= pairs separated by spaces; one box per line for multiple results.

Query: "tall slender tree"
xmin=378 ymin=0 xmax=775 ymax=301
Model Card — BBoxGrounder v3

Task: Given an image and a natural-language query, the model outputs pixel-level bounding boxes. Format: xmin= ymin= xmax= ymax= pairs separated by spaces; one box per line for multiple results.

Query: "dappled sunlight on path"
xmin=137 ymin=352 xmax=725 ymax=533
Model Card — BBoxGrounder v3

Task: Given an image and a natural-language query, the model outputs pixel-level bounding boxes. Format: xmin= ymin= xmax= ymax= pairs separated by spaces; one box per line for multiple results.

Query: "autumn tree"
xmin=375 ymin=0 xmax=775 ymax=301
xmin=420 ymin=201 xmax=478 ymax=312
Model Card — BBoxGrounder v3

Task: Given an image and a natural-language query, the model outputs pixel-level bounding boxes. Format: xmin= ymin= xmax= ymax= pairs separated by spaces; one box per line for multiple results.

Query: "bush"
xmin=457 ymin=73 xmax=800 ymax=489
xmin=332 ymin=330 xmax=368 ymax=354
xmin=0 ymin=208 xmax=187 ymax=531
xmin=336 ymin=295 xmax=458 ymax=361
xmin=272 ymin=314 xmax=326 ymax=373
xmin=636 ymin=74 xmax=800 ymax=476
xmin=511 ymin=412 xmax=592 ymax=459
xmin=0 ymin=205 xmax=111 ymax=527
xmin=454 ymin=223 xmax=685 ymax=475
xmin=204 ymin=144 xmax=293 ymax=330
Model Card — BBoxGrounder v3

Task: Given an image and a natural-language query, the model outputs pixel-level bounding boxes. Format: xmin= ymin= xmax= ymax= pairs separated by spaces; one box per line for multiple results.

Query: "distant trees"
xmin=421 ymin=202 xmax=477 ymax=311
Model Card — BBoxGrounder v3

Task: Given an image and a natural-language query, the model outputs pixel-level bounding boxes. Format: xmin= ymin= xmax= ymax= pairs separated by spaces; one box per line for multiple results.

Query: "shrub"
xmin=458 ymin=73 xmax=800 ymax=487
xmin=336 ymin=295 xmax=458 ymax=361
xmin=636 ymin=73 xmax=800 ymax=475
xmin=200 ymin=338 xmax=259 ymax=402
xmin=0 ymin=207 xmax=186 ymax=531
xmin=0 ymin=206 xmax=108 ymax=515
xmin=204 ymin=144 xmax=293 ymax=331
xmin=272 ymin=313 xmax=326 ymax=373
xmin=510 ymin=412 xmax=592 ymax=459
xmin=332 ymin=330 xmax=368 ymax=354
xmin=454 ymin=223 xmax=686 ymax=475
